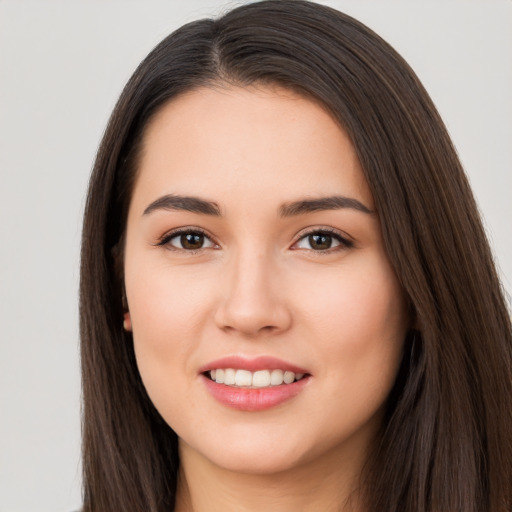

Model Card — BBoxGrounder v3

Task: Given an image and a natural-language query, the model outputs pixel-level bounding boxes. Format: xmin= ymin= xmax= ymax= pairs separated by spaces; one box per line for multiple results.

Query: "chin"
xmin=180 ymin=428 xmax=310 ymax=476
xmin=209 ymin=448 xmax=306 ymax=476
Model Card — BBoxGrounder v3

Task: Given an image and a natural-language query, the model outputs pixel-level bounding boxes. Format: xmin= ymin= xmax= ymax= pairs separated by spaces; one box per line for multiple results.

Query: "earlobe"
xmin=123 ymin=312 xmax=132 ymax=332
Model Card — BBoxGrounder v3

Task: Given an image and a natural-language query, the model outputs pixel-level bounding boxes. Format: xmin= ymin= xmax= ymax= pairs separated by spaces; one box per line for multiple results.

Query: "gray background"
xmin=1 ymin=1 xmax=510 ymax=511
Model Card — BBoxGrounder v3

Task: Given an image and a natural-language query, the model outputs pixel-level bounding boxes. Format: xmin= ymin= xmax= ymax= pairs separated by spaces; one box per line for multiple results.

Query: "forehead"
xmin=132 ymin=85 xmax=373 ymax=213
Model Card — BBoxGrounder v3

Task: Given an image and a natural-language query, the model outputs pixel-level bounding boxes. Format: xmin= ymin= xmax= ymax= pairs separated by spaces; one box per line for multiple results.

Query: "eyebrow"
xmin=143 ymin=195 xmax=222 ymax=216
xmin=279 ymin=196 xmax=374 ymax=216
xmin=142 ymin=194 xmax=374 ymax=217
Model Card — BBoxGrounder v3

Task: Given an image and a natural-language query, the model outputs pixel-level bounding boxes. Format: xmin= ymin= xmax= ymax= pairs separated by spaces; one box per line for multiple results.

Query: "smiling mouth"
xmin=205 ymin=368 xmax=308 ymax=388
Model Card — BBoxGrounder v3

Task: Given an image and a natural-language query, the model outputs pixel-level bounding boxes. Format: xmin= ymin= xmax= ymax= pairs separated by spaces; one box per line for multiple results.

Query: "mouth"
xmin=204 ymin=368 xmax=307 ymax=388
xmin=200 ymin=356 xmax=311 ymax=411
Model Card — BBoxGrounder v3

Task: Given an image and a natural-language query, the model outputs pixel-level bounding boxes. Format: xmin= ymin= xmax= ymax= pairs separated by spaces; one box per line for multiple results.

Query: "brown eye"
xmin=308 ymin=233 xmax=332 ymax=250
xmin=294 ymin=230 xmax=352 ymax=252
xmin=180 ymin=233 xmax=205 ymax=250
xmin=160 ymin=230 xmax=216 ymax=251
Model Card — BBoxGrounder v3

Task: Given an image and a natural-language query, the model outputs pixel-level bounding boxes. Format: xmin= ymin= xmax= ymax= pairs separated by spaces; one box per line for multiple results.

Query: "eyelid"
xmin=153 ymin=225 xmax=354 ymax=253
xmin=291 ymin=226 xmax=354 ymax=251
xmin=155 ymin=226 xmax=219 ymax=252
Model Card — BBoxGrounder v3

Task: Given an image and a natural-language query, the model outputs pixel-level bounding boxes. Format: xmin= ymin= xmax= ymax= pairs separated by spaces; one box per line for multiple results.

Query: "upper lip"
xmin=199 ymin=355 xmax=309 ymax=374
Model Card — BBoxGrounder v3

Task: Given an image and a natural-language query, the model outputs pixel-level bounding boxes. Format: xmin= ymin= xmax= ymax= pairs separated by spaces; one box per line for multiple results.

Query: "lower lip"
xmin=201 ymin=374 xmax=310 ymax=411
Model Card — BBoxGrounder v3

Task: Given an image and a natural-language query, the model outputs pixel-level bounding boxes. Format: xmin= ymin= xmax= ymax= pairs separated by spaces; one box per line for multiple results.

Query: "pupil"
xmin=181 ymin=233 xmax=203 ymax=249
xmin=309 ymin=233 xmax=331 ymax=250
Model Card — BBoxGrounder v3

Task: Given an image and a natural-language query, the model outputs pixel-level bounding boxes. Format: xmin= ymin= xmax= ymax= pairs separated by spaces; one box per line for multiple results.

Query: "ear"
xmin=123 ymin=311 xmax=132 ymax=332
xmin=112 ymin=235 xmax=131 ymax=330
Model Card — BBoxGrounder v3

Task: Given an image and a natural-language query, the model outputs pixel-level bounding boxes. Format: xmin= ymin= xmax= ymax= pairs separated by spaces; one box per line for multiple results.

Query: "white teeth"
xmin=235 ymin=369 xmax=252 ymax=387
xmin=215 ymin=369 xmax=224 ymax=384
xmin=252 ymin=370 xmax=271 ymax=388
xmin=224 ymin=368 xmax=236 ymax=385
xmin=208 ymin=368 xmax=306 ymax=387
xmin=270 ymin=369 xmax=284 ymax=385
xmin=283 ymin=371 xmax=295 ymax=384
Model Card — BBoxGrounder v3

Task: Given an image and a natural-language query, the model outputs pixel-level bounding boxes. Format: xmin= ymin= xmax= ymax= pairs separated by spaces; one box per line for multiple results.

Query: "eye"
xmin=158 ymin=229 xmax=217 ymax=251
xmin=294 ymin=230 xmax=353 ymax=251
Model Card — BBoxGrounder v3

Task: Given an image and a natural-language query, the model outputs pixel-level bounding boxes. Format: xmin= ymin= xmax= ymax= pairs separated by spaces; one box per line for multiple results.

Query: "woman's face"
xmin=124 ymin=85 xmax=409 ymax=475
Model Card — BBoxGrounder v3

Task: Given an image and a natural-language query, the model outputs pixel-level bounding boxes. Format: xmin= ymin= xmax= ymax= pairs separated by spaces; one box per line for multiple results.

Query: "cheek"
xmin=127 ymin=261 xmax=213 ymax=342
xmin=125 ymin=261 xmax=214 ymax=410
xmin=298 ymin=253 xmax=408 ymax=381
xmin=305 ymin=256 xmax=405 ymax=331
xmin=303 ymin=257 xmax=408 ymax=437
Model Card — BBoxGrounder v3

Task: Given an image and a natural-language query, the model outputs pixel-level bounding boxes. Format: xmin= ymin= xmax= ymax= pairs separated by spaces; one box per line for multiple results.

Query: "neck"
xmin=174 ymin=441 xmax=367 ymax=512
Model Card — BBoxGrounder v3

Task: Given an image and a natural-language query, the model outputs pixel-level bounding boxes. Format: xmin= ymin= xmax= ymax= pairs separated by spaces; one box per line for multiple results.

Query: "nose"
xmin=213 ymin=249 xmax=292 ymax=337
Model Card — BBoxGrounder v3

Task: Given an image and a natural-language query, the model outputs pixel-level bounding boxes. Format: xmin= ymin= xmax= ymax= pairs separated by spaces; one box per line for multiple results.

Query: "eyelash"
xmin=155 ymin=227 xmax=354 ymax=254
xmin=293 ymin=227 xmax=354 ymax=253
xmin=156 ymin=227 xmax=217 ymax=254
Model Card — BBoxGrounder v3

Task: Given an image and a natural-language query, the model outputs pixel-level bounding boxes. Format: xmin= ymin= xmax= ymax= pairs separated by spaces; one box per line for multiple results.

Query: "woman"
xmin=79 ymin=1 xmax=512 ymax=510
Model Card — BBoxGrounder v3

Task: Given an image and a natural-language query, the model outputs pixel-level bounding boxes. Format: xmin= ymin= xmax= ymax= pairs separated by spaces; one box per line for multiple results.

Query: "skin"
xmin=123 ymin=85 xmax=410 ymax=512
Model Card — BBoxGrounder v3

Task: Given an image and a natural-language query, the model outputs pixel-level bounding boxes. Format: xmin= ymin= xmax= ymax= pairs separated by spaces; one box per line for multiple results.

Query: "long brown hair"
xmin=80 ymin=1 xmax=512 ymax=510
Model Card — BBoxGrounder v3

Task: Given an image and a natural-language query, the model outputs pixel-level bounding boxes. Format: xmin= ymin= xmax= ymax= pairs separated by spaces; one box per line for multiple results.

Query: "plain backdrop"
xmin=0 ymin=1 xmax=510 ymax=511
